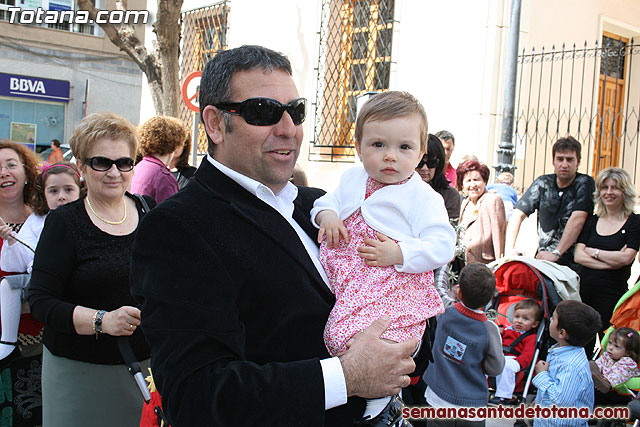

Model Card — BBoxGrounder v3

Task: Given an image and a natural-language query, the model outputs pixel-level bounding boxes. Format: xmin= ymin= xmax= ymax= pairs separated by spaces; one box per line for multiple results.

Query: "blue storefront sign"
xmin=0 ymin=72 xmax=70 ymax=102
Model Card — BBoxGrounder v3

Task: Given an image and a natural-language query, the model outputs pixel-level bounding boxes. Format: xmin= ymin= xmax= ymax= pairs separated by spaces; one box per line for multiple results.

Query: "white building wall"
xmin=139 ymin=0 xmax=640 ymax=192
xmin=140 ymin=0 xmax=519 ymax=191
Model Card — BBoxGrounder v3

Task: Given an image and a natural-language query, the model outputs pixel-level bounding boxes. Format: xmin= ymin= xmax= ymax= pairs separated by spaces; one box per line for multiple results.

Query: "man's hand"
xmin=317 ymin=210 xmax=349 ymax=248
xmin=535 ymin=251 xmax=559 ymax=262
xmin=534 ymin=360 xmax=549 ymax=374
xmin=339 ymin=317 xmax=417 ymax=398
xmin=357 ymin=233 xmax=403 ymax=267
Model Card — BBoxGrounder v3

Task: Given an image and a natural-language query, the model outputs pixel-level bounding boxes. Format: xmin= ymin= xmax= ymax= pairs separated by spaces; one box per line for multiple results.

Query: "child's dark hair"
xmin=610 ymin=327 xmax=640 ymax=363
xmin=32 ymin=163 xmax=84 ymax=215
xmin=515 ymin=298 xmax=543 ymax=322
xmin=554 ymin=300 xmax=601 ymax=347
xmin=458 ymin=263 xmax=496 ymax=309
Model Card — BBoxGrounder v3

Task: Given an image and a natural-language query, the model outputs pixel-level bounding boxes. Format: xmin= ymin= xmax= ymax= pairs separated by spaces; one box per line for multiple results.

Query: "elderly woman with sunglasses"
xmin=28 ymin=112 xmax=154 ymax=427
xmin=415 ymin=134 xmax=461 ymax=224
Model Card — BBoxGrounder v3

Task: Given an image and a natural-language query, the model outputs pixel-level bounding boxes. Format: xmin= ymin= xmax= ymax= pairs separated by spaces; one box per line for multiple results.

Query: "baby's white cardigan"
xmin=1 ymin=213 xmax=46 ymax=274
xmin=310 ymin=166 xmax=456 ymax=274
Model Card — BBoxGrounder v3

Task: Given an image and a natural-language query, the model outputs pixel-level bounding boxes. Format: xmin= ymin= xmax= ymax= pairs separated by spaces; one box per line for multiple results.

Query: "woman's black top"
xmin=577 ymin=213 xmax=640 ymax=291
xmin=28 ymin=193 xmax=153 ymax=364
xmin=435 ymin=184 xmax=461 ymax=223
xmin=171 ymin=165 xmax=197 ymax=190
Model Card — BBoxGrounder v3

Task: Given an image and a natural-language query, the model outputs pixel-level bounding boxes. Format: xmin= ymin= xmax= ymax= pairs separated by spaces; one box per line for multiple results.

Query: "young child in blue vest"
xmin=532 ymin=300 xmax=601 ymax=427
xmin=423 ymin=263 xmax=505 ymax=426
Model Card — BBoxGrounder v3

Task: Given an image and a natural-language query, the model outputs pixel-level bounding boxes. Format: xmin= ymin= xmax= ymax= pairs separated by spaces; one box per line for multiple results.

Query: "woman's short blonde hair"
xmin=594 ymin=167 xmax=636 ymax=218
xmin=138 ymin=116 xmax=187 ymax=157
xmin=69 ymin=112 xmax=138 ymax=162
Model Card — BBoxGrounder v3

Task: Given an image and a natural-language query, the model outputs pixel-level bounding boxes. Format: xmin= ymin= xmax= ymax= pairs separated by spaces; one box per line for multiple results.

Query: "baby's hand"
xmin=358 ymin=233 xmax=403 ymax=267
xmin=0 ymin=217 xmax=16 ymax=245
xmin=534 ymin=360 xmax=549 ymax=374
xmin=317 ymin=211 xmax=349 ymax=248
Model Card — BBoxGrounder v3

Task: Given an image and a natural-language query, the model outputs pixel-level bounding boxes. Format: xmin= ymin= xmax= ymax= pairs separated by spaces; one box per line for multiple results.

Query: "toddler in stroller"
xmin=591 ymin=327 xmax=640 ymax=397
xmin=486 ymin=258 xmax=570 ymax=403
xmin=590 ymin=281 xmax=640 ymax=410
xmin=489 ymin=298 xmax=543 ymax=405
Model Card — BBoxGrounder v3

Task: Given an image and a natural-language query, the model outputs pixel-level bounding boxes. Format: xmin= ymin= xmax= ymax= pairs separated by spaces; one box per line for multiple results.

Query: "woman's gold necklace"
xmin=86 ymin=197 xmax=127 ymax=225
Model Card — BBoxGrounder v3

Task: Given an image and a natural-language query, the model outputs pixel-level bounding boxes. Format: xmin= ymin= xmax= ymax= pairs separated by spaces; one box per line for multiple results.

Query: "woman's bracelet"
xmin=92 ymin=310 xmax=106 ymax=339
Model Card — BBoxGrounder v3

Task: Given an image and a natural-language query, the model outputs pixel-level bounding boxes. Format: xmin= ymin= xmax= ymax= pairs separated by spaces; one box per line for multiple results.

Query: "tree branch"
xmin=76 ymin=0 xmax=184 ymax=116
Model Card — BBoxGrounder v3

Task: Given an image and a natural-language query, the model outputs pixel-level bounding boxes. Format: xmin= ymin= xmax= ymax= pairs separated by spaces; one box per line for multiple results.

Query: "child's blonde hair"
xmin=496 ymin=172 xmax=514 ymax=186
xmin=610 ymin=327 xmax=640 ymax=363
xmin=354 ymin=91 xmax=428 ymax=153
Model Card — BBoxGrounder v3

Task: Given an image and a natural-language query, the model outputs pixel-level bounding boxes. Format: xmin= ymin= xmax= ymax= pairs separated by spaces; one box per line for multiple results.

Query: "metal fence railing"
xmin=512 ymin=36 xmax=640 ymax=193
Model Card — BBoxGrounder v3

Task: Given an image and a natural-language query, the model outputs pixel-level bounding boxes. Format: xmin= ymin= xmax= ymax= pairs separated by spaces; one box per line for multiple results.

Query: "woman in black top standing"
xmin=415 ymin=134 xmax=461 ymax=223
xmin=29 ymin=112 xmax=153 ymax=426
xmin=169 ymin=133 xmax=197 ymax=190
xmin=414 ymin=134 xmax=461 ymax=308
xmin=574 ymin=167 xmax=640 ymax=349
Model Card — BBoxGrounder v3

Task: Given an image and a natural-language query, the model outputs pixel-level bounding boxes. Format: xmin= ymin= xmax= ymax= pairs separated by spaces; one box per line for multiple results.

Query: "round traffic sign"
xmin=181 ymin=71 xmax=202 ymax=112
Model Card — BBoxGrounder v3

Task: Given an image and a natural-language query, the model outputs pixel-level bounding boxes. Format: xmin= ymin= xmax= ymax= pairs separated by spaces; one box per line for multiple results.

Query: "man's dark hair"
xmin=458 ymin=263 xmax=496 ymax=309
xmin=555 ymin=300 xmax=601 ymax=346
xmin=51 ymin=139 xmax=61 ymax=148
xmin=435 ymin=130 xmax=455 ymax=145
xmin=199 ymin=45 xmax=292 ymax=156
xmin=552 ymin=136 xmax=582 ymax=162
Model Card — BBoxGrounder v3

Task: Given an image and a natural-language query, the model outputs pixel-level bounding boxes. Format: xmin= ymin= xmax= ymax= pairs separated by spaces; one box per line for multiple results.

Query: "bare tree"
xmin=78 ymin=0 xmax=183 ymax=117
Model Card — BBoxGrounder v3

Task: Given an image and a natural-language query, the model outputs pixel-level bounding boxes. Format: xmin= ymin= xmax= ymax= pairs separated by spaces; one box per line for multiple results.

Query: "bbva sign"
xmin=10 ymin=78 xmax=46 ymax=94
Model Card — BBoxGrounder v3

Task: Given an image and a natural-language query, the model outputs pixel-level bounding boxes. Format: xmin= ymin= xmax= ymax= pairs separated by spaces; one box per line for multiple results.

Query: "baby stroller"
xmin=486 ymin=256 xmax=578 ymax=403
xmin=593 ymin=280 xmax=640 ymax=400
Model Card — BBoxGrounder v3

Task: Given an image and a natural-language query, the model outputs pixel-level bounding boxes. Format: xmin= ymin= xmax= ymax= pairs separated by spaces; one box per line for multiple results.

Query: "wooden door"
xmin=593 ymin=33 xmax=628 ymax=176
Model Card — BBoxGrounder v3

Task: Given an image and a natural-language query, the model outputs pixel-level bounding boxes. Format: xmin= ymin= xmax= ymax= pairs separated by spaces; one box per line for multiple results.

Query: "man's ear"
xmin=202 ymin=105 xmax=225 ymax=146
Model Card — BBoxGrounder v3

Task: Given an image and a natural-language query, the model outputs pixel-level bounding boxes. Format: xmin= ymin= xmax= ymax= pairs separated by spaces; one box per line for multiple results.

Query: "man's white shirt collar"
xmin=207 ymin=155 xmax=298 ymax=210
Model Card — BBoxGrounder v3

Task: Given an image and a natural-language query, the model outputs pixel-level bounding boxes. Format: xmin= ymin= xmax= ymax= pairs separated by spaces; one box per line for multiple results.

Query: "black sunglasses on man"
xmin=214 ymin=97 xmax=306 ymax=126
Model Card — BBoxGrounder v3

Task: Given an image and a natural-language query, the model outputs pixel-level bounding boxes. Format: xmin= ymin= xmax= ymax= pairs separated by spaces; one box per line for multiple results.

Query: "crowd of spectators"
xmin=0 ymin=44 xmax=638 ymax=427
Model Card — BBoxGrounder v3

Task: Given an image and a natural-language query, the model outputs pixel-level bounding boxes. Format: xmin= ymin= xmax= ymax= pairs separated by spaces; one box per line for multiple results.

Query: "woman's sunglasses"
xmin=214 ymin=97 xmax=307 ymax=126
xmin=417 ymin=157 xmax=439 ymax=169
xmin=85 ymin=156 xmax=135 ymax=172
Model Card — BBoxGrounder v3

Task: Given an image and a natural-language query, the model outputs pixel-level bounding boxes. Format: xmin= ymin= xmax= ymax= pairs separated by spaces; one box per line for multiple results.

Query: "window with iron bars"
xmin=179 ymin=1 xmax=229 ymax=156
xmin=311 ymin=0 xmax=394 ymax=162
